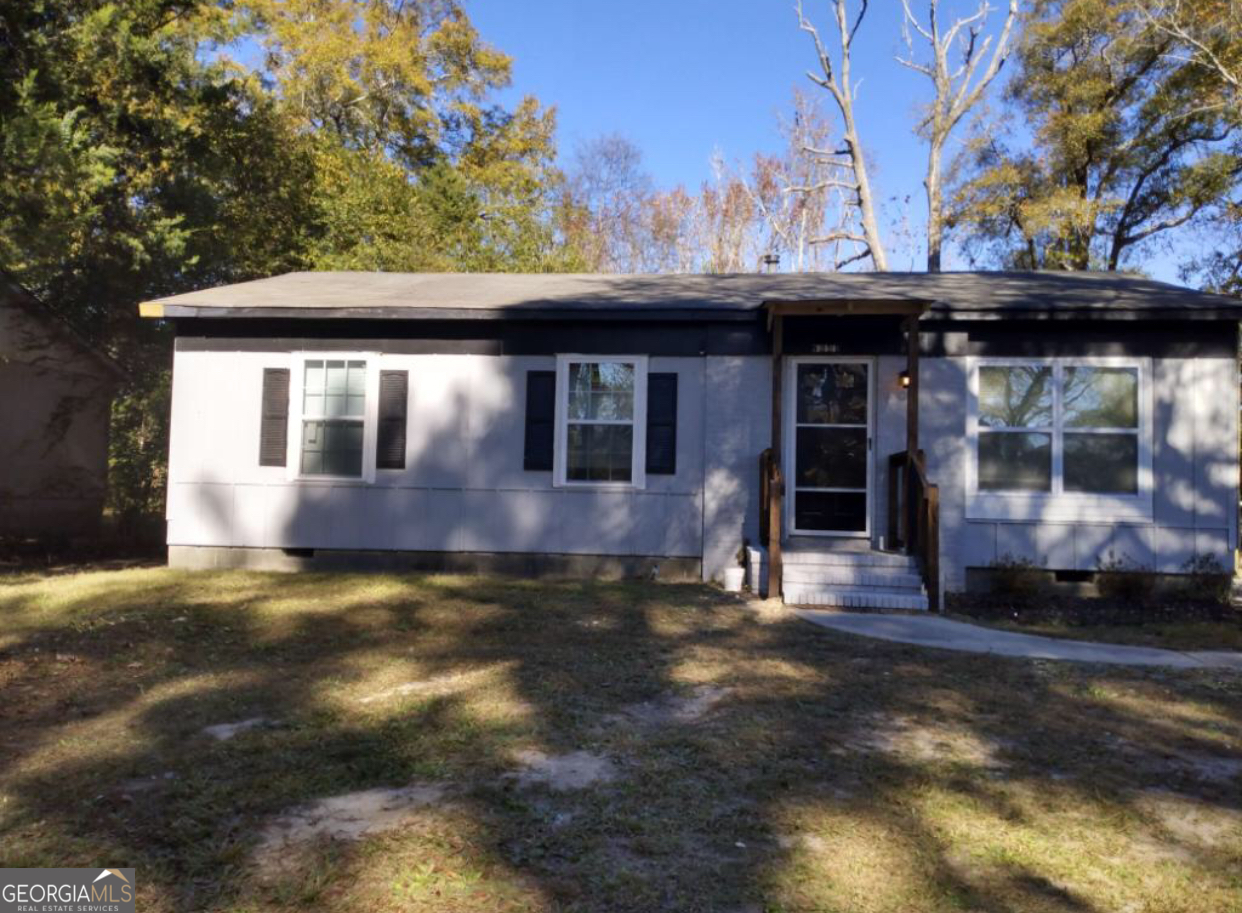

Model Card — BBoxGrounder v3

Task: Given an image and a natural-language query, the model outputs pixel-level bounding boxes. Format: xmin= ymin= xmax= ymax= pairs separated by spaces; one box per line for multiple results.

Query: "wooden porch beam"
xmin=905 ymin=313 xmax=920 ymax=555
xmin=768 ymin=314 xmax=784 ymax=600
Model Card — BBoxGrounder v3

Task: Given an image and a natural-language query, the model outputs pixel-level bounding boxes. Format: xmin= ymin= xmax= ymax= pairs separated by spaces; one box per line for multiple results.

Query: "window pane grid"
xmin=1063 ymin=367 xmax=1138 ymax=428
xmin=562 ymin=360 xmax=639 ymax=485
xmin=975 ymin=361 xmax=1143 ymax=497
xmin=567 ymin=362 xmax=635 ymax=422
xmin=979 ymin=364 xmax=1053 ymax=429
xmin=796 ymin=363 xmax=868 ymax=425
xmin=300 ymin=358 xmax=366 ymax=478
xmin=303 ymin=359 xmax=366 ymax=420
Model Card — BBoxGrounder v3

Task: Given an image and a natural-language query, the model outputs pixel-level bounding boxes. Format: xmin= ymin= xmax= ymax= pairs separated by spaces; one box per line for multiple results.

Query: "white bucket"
xmin=722 ymin=567 xmax=746 ymax=593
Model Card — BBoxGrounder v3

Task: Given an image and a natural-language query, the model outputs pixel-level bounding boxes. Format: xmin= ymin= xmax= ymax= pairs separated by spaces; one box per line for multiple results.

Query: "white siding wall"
xmin=168 ymin=347 xmax=1238 ymax=588
xmin=922 ymin=354 xmax=1239 ymax=590
xmin=168 ymin=350 xmax=704 ymax=562
xmin=700 ymin=356 xmax=771 ymax=581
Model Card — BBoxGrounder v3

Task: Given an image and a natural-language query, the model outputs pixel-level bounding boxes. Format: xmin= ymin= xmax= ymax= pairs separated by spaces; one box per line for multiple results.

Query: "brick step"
xmin=782 ymin=565 xmax=924 ymax=589
xmin=782 ymin=585 xmax=929 ymax=611
xmin=780 ymin=549 xmax=917 ymax=569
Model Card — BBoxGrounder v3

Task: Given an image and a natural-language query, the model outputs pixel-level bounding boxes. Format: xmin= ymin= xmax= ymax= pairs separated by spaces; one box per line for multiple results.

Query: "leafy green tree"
xmin=301 ymin=138 xmax=436 ymax=271
xmin=2 ymin=0 xmax=577 ymax=526
xmin=233 ymin=0 xmax=570 ymax=273
xmin=107 ymin=371 xmax=171 ymax=528
xmin=233 ymin=0 xmax=512 ymax=166
xmin=950 ymin=0 xmax=1242 ymax=271
xmin=0 ymin=0 xmax=316 ymax=524
xmin=1137 ymin=0 xmax=1242 ymax=292
xmin=0 ymin=0 xmax=316 ymax=352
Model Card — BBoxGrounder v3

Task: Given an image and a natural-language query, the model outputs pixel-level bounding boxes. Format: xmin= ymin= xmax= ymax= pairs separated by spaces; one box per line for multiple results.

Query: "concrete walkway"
xmin=794 ymin=610 xmax=1242 ymax=669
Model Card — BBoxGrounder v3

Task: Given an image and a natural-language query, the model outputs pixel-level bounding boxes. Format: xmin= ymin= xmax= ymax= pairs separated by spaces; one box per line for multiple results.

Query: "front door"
xmin=785 ymin=357 xmax=872 ymax=537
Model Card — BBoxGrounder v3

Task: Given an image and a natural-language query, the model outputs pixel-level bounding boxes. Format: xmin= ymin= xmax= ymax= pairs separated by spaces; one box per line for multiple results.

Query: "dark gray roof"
xmin=141 ymin=270 xmax=1242 ymax=321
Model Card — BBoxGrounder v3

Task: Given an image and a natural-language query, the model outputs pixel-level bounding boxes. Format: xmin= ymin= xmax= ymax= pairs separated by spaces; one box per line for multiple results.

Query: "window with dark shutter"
xmin=376 ymin=370 xmax=408 ymax=470
xmin=259 ymin=368 xmax=290 ymax=467
xmin=523 ymin=370 xmax=556 ymax=471
xmin=646 ymin=372 xmax=678 ymax=475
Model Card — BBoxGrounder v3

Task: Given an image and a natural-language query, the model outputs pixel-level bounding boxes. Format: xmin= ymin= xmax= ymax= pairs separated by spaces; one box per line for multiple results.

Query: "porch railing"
xmin=759 ymin=448 xmax=783 ymax=598
xmin=887 ymin=450 xmax=941 ymax=612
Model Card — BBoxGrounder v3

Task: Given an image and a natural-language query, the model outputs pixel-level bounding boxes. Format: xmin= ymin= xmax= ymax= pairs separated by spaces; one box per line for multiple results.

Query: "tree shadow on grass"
xmin=1 ymin=569 xmax=1240 ymax=911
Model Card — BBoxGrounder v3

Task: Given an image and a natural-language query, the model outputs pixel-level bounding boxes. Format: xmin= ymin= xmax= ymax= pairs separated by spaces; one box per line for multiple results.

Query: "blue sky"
xmin=470 ymin=0 xmax=1009 ymax=272
xmin=222 ymin=1 xmax=1189 ymax=280
xmin=470 ymin=0 xmax=1198 ymax=281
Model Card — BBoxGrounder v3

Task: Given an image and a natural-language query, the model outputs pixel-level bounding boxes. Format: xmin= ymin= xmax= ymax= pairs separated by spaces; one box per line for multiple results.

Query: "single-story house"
xmin=1 ymin=272 xmax=124 ymax=538
xmin=140 ymin=271 xmax=1242 ymax=609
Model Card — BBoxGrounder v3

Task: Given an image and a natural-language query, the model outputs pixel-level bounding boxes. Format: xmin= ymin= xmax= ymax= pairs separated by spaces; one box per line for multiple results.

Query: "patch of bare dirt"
xmin=202 ymin=717 xmax=272 ymax=741
xmin=775 ymin=832 xmax=830 ymax=853
xmin=835 ymin=712 xmax=1011 ymax=769
xmin=110 ymin=772 xmax=176 ymax=803
xmin=255 ymin=783 xmax=449 ymax=872
xmin=508 ymin=750 xmax=616 ymax=791
xmin=1136 ymin=789 xmax=1242 ymax=850
xmin=1101 ymin=734 xmax=1242 ymax=785
xmin=1127 ymin=834 xmax=1196 ymax=865
xmin=611 ymin=685 xmax=731 ymax=727
xmin=1168 ymin=752 xmax=1242 ymax=784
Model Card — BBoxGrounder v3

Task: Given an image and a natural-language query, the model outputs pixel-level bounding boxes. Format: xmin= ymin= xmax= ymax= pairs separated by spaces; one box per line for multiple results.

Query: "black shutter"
xmin=646 ymin=372 xmax=678 ymax=475
xmin=376 ymin=370 xmax=408 ymax=470
xmin=523 ymin=370 xmax=556 ymax=471
xmin=259 ymin=368 xmax=290 ymax=467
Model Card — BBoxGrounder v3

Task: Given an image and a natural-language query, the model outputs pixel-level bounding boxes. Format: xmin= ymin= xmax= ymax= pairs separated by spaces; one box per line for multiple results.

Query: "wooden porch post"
xmin=768 ymin=313 xmax=784 ymax=599
xmin=904 ymin=313 xmax=920 ymax=555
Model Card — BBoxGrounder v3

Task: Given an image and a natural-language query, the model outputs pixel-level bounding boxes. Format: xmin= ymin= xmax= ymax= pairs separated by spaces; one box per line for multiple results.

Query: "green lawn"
xmin=2 ymin=568 xmax=1241 ymax=912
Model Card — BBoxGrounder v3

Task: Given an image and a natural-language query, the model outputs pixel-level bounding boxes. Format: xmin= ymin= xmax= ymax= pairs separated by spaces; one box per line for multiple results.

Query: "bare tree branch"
xmin=795 ymin=0 xmax=889 ymax=269
xmin=896 ymin=0 xmax=1019 ymax=270
xmin=808 ymin=229 xmax=868 ymax=245
xmin=785 ymin=179 xmax=861 ymax=193
xmin=835 ymin=247 xmax=873 ymax=269
xmin=1135 ymin=0 xmax=1241 ymax=112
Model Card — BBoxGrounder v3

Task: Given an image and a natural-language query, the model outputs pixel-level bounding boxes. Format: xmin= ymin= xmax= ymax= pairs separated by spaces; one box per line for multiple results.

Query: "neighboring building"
xmin=1 ymin=273 xmax=123 ymax=538
xmin=142 ymin=271 xmax=1242 ymax=609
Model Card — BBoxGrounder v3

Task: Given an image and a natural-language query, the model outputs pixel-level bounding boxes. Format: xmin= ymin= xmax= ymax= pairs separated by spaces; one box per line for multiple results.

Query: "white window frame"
xmin=966 ymin=356 xmax=1153 ymax=522
xmin=286 ymin=352 xmax=380 ymax=484
xmin=553 ymin=354 xmax=648 ymax=490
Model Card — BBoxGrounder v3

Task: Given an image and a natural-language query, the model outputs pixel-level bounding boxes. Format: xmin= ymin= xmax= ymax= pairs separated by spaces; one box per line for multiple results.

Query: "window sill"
xmin=292 ymin=475 xmax=371 ymax=486
xmin=967 ymin=492 xmax=1153 ymax=523
xmin=554 ymin=480 xmax=646 ymax=492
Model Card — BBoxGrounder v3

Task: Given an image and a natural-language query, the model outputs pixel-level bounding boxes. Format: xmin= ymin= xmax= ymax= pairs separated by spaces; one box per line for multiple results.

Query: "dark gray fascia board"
xmin=927 ymin=306 xmax=1242 ymax=321
xmin=157 ymin=305 xmax=767 ymax=322
xmin=161 ymin=304 xmax=1242 ymax=322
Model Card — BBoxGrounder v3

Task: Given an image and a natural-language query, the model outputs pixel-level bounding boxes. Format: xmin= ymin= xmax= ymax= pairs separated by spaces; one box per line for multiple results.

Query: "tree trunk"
xmin=851 ymin=152 xmax=888 ymax=270
xmin=840 ymin=110 xmax=889 ymax=270
xmin=896 ymin=0 xmax=1019 ymax=275
xmin=797 ymin=0 xmax=890 ymax=272
xmin=926 ymin=138 xmax=944 ymax=272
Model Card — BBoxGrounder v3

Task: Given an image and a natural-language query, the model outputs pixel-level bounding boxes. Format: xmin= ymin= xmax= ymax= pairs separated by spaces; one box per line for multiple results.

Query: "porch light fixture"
xmin=899 ymin=370 xmax=911 ymax=389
